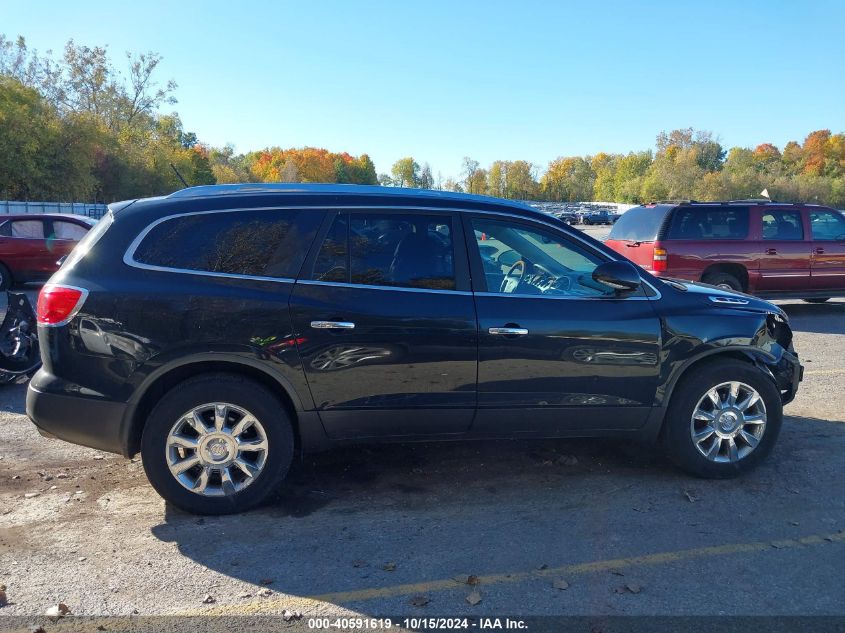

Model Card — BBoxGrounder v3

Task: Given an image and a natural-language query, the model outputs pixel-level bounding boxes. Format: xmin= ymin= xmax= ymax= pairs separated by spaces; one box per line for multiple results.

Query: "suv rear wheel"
xmin=141 ymin=373 xmax=294 ymax=514
xmin=663 ymin=359 xmax=782 ymax=478
xmin=702 ymin=271 xmax=743 ymax=292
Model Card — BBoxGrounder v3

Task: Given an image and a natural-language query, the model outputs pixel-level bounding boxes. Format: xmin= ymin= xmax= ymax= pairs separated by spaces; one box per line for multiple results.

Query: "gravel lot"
xmin=1 ymin=236 xmax=844 ymax=621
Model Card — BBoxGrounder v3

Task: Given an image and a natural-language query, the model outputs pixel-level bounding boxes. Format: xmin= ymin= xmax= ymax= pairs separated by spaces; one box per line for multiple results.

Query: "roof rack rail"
xmin=165 ymin=183 xmax=532 ymax=208
xmin=650 ymin=200 xmax=699 ymax=205
xmin=727 ymin=198 xmax=780 ymax=204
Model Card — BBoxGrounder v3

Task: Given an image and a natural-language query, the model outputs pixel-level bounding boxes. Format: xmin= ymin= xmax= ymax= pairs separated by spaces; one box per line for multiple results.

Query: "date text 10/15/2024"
xmin=307 ymin=618 xmax=529 ymax=630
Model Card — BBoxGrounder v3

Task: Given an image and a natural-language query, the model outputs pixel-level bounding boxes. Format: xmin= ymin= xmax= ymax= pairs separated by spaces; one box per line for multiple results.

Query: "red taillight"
xmin=653 ymin=247 xmax=668 ymax=272
xmin=36 ymin=284 xmax=88 ymax=326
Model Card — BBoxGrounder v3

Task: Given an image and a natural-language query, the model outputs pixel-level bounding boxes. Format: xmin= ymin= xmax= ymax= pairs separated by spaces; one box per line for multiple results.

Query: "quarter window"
xmin=667 ymin=208 xmax=749 ymax=240
xmin=809 ymin=210 xmax=845 ymax=241
xmin=52 ymin=221 xmax=89 ymax=241
xmin=133 ymin=209 xmax=322 ymax=278
xmin=471 ymin=218 xmax=612 ymax=297
xmin=311 ymin=213 xmax=456 ymax=290
xmin=762 ymin=211 xmax=804 ymax=240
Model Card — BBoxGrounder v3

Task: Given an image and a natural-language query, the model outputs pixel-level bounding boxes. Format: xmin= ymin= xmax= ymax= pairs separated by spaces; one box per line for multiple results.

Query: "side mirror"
xmin=592 ymin=260 xmax=641 ymax=293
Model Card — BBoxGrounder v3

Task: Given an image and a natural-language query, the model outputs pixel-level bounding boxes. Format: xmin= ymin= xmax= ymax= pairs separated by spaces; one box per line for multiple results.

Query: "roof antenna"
xmin=170 ymin=163 xmax=189 ymax=188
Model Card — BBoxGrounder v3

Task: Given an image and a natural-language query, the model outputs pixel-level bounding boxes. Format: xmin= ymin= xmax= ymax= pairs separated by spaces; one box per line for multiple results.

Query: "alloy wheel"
xmin=690 ymin=381 xmax=767 ymax=463
xmin=165 ymin=402 xmax=269 ymax=496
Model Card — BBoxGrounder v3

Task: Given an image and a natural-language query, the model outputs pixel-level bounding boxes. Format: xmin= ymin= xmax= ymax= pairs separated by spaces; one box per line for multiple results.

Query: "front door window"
xmin=471 ymin=218 xmax=612 ymax=297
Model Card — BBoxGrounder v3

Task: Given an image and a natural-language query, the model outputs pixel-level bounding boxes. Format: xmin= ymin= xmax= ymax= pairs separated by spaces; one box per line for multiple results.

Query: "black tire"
xmin=802 ymin=298 xmax=830 ymax=304
xmin=0 ymin=263 xmax=12 ymax=291
xmin=663 ymin=359 xmax=782 ymax=478
xmin=141 ymin=372 xmax=294 ymax=515
xmin=702 ymin=271 xmax=743 ymax=292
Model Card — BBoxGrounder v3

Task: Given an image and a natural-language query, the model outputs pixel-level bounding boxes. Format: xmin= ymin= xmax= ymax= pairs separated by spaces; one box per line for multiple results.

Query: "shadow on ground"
xmin=149 ymin=415 xmax=845 ymax=608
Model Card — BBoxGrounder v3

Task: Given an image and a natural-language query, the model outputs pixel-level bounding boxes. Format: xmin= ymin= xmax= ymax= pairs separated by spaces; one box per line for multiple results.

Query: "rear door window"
xmin=52 ymin=220 xmax=89 ymax=241
xmin=311 ymin=212 xmax=456 ymax=290
xmin=9 ymin=220 xmax=45 ymax=239
xmin=761 ymin=211 xmax=804 ymax=240
xmin=667 ymin=207 xmax=749 ymax=240
xmin=133 ymin=209 xmax=323 ymax=278
xmin=809 ymin=210 xmax=845 ymax=241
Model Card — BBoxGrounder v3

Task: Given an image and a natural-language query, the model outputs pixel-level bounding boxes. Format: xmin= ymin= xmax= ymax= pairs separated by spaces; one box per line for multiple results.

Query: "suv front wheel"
xmin=663 ymin=359 xmax=782 ymax=478
xmin=141 ymin=373 xmax=294 ymax=514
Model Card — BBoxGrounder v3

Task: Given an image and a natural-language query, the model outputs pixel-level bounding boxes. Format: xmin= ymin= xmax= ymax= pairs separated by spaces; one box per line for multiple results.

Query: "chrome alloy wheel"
xmin=165 ymin=402 xmax=269 ymax=496
xmin=690 ymin=382 xmax=767 ymax=463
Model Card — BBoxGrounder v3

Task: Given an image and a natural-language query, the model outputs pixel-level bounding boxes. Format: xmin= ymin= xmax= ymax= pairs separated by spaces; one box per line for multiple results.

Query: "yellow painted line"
xmin=187 ymin=529 xmax=845 ymax=616
xmin=803 ymin=368 xmax=845 ymax=376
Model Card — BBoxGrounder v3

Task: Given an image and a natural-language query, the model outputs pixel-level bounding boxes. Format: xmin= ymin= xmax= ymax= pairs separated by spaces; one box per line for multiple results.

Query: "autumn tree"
xmin=462 ymin=157 xmax=484 ymax=194
xmin=391 ymin=157 xmax=420 ymax=187
xmin=541 ymin=157 xmax=593 ymax=201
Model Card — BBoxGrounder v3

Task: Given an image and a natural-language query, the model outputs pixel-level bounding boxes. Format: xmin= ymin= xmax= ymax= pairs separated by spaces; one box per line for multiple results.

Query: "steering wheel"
xmin=500 ymin=260 xmax=526 ymax=293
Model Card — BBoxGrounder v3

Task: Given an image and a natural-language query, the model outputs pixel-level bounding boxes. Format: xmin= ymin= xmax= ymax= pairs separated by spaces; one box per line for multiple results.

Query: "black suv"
xmin=27 ymin=185 xmax=802 ymax=514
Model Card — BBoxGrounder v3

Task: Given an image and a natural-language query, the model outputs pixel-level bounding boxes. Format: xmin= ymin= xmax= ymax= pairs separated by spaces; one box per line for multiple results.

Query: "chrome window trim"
xmin=296 ymin=279 xmax=472 ymax=296
xmin=475 ymin=291 xmax=653 ymax=302
xmin=123 ymin=204 xmax=662 ymax=300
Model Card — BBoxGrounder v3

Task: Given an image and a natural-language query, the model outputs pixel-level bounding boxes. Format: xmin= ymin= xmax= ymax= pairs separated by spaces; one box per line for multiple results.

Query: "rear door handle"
xmin=488 ymin=327 xmax=529 ymax=336
xmin=765 ymin=248 xmax=777 ymax=255
xmin=311 ymin=321 xmax=355 ymax=330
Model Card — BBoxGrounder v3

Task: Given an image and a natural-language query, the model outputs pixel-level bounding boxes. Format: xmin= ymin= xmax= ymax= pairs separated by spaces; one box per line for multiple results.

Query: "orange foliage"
xmin=248 ymin=147 xmax=375 ymax=184
xmin=752 ymin=143 xmax=781 ymax=162
xmin=802 ymin=129 xmax=831 ymax=176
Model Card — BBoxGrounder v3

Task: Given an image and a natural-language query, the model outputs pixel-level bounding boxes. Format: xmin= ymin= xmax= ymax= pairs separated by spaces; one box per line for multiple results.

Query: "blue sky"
xmin=3 ymin=0 xmax=844 ymax=179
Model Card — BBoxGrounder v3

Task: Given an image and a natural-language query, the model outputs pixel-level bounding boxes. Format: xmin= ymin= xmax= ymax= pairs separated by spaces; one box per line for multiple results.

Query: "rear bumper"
xmin=26 ymin=369 xmax=128 ymax=455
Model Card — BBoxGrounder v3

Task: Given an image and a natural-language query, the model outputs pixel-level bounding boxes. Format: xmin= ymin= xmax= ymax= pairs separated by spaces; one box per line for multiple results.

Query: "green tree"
xmin=504 ymin=160 xmax=538 ymax=199
xmin=391 ymin=157 xmax=420 ymax=187
xmin=541 ymin=157 xmax=593 ymax=201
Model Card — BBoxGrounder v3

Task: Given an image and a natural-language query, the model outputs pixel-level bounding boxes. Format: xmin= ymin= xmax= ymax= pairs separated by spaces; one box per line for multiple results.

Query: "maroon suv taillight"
xmin=36 ymin=284 xmax=88 ymax=326
xmin=653 ymin=245 xmax=668 ymax=272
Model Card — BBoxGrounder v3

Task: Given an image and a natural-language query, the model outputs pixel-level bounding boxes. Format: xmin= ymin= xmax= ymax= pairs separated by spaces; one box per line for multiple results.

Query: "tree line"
xmin=392 ymin=128 xmax=844 ymax=208
xmin=1 ymin=34 xmax=843 ymax=208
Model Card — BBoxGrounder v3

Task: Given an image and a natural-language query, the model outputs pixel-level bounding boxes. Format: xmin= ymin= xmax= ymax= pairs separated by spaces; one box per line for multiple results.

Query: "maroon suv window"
xmin=667 ymin=207 xmax=749 ymax=240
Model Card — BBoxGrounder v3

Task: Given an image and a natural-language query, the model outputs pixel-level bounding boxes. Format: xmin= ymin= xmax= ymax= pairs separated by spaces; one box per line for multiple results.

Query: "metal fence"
xmin=0 ymin=200 xmax=108 ymax=219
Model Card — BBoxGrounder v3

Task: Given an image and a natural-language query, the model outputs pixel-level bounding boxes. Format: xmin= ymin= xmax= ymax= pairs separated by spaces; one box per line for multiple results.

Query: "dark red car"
xmin=0 ymin=214 xmax=96 ymax=290
xmin=606 ymin=201 xmax=845 ymax=302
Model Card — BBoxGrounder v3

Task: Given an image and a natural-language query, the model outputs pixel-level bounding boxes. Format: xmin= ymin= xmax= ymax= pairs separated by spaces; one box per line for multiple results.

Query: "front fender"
xmin=656 ymin=309 xmax=792 ymax=409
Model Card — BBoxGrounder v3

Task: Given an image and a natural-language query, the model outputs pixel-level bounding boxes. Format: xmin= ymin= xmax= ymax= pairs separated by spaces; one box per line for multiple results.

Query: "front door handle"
xmin=765 ymin=248 xmax=777 ymax=255
xmin=311 ymin=321 xmax=355 ymax=330
xmin=488 ymin=326 xmax=529 ymax=336
xmin=815 ymin=247 xmax=825 ymax=255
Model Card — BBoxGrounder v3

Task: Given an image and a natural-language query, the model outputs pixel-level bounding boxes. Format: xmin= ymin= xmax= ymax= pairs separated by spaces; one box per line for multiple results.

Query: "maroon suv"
xmin=0 ymin=214 xmax=96 ymax=290
xmin=606 ymin=201 xmax=845 ymax=302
